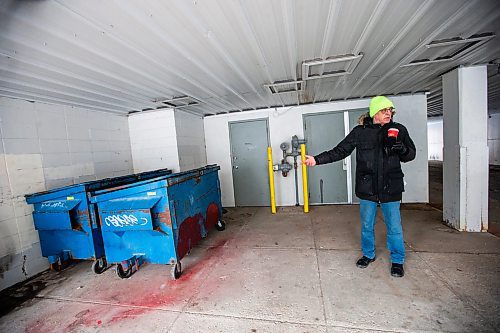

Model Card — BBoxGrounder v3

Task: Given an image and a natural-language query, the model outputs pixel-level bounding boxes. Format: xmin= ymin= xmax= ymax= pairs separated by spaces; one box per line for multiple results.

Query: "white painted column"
xmin=442 ymin=66 xmax=488 ymax=232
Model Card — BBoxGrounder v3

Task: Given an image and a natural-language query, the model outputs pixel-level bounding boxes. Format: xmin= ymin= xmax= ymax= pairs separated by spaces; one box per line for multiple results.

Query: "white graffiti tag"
xmin=41 ymin=201 xmax=65 ymax=209
xmin=104 ymin=214 xmax=149 ymax=228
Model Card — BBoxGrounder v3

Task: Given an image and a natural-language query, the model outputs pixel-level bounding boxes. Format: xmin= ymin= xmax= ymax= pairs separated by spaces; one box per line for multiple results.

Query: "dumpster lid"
xmin=25 ymin=168 xmax=172 ymax=202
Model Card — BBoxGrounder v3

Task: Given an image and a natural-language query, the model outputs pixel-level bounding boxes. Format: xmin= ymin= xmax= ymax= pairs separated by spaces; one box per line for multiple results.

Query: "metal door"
xmin=348 ymin=108 xmax=369 ymax=203
xmin=304 ymin=112 xmax=348 ymax=204
xmin=229 ymin=119 xmax=270 ymax=206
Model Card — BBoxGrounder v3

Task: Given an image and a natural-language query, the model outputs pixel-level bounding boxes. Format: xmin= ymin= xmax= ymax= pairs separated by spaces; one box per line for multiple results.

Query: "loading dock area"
xmin=1 ymin=202 xmax=498 ymax=332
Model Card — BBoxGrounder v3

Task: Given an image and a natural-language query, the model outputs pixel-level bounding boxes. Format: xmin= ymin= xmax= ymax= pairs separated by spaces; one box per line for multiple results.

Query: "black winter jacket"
xmin=313 ymin=115 xmax=416 ymax=203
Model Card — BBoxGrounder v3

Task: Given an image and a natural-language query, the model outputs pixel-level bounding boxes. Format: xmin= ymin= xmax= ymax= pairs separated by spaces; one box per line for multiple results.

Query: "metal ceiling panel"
xmin=0 ymin=0 xmax=499 ymax=117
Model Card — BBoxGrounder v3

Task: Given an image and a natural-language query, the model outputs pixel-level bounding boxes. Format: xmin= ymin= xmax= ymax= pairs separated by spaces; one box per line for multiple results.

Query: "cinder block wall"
xmin=128 ymin=109 xmax=207 ymax=173
xmin=0 ymin=97 xmax=133 ymax=291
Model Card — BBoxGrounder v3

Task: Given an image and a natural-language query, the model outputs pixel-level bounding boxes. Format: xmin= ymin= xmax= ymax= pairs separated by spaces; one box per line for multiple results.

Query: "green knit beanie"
xmin=369 ymin=96 xmax=395 ymax=118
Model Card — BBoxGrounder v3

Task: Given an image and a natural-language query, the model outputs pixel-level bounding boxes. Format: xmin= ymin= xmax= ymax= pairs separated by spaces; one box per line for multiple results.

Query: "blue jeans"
xmin=359 ymin=199 xmax=405 ymax=264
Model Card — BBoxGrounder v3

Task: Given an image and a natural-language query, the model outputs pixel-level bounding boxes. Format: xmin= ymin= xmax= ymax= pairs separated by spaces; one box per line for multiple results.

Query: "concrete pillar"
xmin=442 ymin=65 xmax=488 ymax=232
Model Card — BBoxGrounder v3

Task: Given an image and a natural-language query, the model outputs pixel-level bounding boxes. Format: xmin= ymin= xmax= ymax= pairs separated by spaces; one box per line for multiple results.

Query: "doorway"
xmin=229 ymin=119 xmax=270 ymax=206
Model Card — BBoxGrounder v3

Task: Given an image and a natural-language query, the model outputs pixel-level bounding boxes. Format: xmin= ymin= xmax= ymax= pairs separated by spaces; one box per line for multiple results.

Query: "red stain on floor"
xmin=24 ymin=213 xmax=232 ymax=332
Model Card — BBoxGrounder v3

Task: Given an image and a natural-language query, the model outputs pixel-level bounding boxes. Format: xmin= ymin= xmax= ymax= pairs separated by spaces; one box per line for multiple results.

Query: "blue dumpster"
xmin=24 ymin=168 xmax=172 ymax=273
xmin=89 ymin=165 xmax=224 ymax=279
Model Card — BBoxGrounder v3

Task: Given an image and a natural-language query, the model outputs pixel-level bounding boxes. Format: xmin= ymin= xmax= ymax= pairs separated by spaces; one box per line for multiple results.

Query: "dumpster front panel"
xmin=38 ymin=230 xmax=95 ymax=259
xmin=170 ymin=167 xmax=222 ymax=260
xmin=29 ymin=190 xmax=98 ymax=260
xmin=96 ymin=190 xmax=177 ymax=264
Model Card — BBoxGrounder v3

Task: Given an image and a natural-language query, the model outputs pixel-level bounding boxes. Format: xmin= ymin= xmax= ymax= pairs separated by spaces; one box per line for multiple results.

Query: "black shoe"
xmin=391 ymin=263 xmax=404 ymax=277
xmin=356 ymin=256 xmax=376 ymax=268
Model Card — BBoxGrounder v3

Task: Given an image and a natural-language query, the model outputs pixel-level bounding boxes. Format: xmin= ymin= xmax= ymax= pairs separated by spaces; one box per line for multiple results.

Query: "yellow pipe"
xmin=300 ymin=144 xmax=309 ymax=213
xmin=267 ymin=147 xmax=276 ymax=214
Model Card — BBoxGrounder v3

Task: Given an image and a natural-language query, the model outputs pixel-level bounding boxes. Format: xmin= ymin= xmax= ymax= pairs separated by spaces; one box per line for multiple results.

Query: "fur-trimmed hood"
xmin=357 ymin=112 xmax=371 ymax=125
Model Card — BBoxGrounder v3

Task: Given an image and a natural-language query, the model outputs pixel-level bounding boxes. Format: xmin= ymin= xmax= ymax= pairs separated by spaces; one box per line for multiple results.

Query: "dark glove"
xmin=390 ymin=141 xmax=408 ymax=155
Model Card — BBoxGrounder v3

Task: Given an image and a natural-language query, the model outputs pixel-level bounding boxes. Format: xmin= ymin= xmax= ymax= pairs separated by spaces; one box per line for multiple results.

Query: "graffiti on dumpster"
xmin=104 ymin=214 xmax=149 ymax=227
xmin=41 ymin=201 xmax=65 ymax=209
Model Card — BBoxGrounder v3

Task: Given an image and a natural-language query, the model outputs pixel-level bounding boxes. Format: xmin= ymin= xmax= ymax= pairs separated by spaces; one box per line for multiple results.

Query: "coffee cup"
xmin=388 ymin=128 xmax=399 ymax=139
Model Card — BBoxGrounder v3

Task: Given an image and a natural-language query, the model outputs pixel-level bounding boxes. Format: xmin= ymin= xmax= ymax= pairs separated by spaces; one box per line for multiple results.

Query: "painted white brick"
xmin=1 ymin=98 xmax=133 ymax=290
xmin=42 ymin=152 xmax=71 ymax=168
xmin=90 ymin=140 xmax=109 ymax=152
xmin=39 ymin=139 xmax=69 ymax=154
xmin=45 ymin=178 xmax=74 ymax=190
xmin=92 ymin=151 xmax=113 ymax=163
xmin=43 ymin=163 xmax=94 ymax=180
xmin=4 ymin=154 xmax=43 ymax=171
xmin=16 ymin=215 xmax=35 ymax=234
xmin=68 ymin=140 xmax=92 ymax=153
xmin=0 ymin=218 xmax=19 ymax=238
xmin=19 ymin=229 xmax=40 ymax=250
xmin=70 ymin=152 xmax=93 ymax=164
xmin=109 ymin=140 xmax=131 ymax=152
xmin=67 ymin=126 xmax=91 ymax=140
xmin=0 ymin=234 xmax=21 ymax=258
xmin=0 ymin=202 xmax=15 ymax=222
xmin=94 ymin=161 xmax=118 ymax=174
xmin=89 ymin=128 xmax=108 ymax=141
xmin=35 ymin=108 xmax=67 ymax=139
xmin=12 ymin=199 xmax=33 ymax=218
xmin=0 ymin=104 xmax=37 ymax=139
xmin=2 ymin=139 xmax=40 ymax=154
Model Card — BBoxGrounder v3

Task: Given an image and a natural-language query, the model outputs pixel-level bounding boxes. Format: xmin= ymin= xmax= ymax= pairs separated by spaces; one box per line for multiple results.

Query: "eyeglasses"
xmin=379 ymin=108 xmax=394 ymax=114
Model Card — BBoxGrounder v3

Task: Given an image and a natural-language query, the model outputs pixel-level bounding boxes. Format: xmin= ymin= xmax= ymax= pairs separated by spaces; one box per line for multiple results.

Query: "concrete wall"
xmin=488 ymin=112 xmax=500 ymax=165
xmin=427 ymin=116 xmax=443 ymax=161
xmin=205 ymin=94 xmax=428 ymax=207
xmin=175 ymin=111 xmax=207 ymax=171
xmin=0 ymin=97 xmax=133 ymax=291
xmin=129 ymin=109 xmax=180 ymax=172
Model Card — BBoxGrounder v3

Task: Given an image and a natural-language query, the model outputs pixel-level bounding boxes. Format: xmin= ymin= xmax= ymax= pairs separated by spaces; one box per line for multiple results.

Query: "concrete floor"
xmin=1 ymin=203 xmax=499 ymax=333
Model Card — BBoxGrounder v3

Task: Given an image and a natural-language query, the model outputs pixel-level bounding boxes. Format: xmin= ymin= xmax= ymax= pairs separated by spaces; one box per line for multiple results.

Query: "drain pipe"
xmin=290 ymin=136 xmax=307 ymax=206
xmin=267 ymin=147 xmax=276 ymax=214
xmin=301 ymin=143 xmax=309 ymax=213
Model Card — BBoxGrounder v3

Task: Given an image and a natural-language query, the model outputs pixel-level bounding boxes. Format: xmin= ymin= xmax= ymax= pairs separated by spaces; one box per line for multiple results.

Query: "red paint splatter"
xmin=25 ymin=206 xmax=232 ymax=331
xmin=177 ymin=214 xmax=203 ymax=259
xmin=204 ymin=203 xmax=220 ymax=230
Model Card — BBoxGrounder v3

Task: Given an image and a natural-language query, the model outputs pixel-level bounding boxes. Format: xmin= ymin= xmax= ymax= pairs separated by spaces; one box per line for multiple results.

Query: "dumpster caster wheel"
xmin=171 ymin=262 xmax=182 ymax=280
xmin=216 ymin=220 xmax=226 ymax=231
xmin=116 ymin=264 xmax=132 ymax=279
xmin=50 ymin=263 xmax=62 ymax=271
xmin=92 ymin=258 xmax=107 ymax=274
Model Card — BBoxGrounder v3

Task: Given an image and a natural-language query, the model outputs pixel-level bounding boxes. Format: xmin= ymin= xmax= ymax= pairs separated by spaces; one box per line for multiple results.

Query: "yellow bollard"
xmin=300 ymin=144 xmax=309 ymax=213
xmin=267 ymin=147 xmax=276 ymax=214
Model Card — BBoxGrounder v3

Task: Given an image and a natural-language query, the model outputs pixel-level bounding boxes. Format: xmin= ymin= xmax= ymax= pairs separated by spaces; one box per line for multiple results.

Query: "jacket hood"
xmin=357 ymin=112 xmax=371 ymax=125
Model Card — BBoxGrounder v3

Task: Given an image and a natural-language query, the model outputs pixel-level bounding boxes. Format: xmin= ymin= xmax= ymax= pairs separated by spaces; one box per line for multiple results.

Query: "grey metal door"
xmin=304 ymin=112 xmax=348 ymax=204
xmin=229 ymin=119 xmax=270 ymax=206
xmin=348 ymin=108 xmax=369 ymax=203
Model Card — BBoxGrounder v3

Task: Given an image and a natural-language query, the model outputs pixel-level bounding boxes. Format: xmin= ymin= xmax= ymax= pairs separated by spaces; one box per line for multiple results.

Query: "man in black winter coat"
xmin=303 ymin=96 xmax=416 ymax=277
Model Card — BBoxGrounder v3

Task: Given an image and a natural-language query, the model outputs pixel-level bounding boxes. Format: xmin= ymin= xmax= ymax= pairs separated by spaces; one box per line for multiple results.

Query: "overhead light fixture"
xmin=302 ymin=53 xmax=363 ymax=80
xmin=401 ymin=32 xmax=495 ymax=67
xmin=263 ymin=80 xmax=303 ymax=94
xmin=263 ymin=53 xmax=363 ymax=95
xmin=426 ymin=33 xmax=495 ymax=48
xmin=153 ymin=95 xmax=201 ymax=108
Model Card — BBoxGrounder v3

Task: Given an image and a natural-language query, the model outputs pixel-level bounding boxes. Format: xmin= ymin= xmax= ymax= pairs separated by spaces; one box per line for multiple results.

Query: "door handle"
xmin=342 ymin=158 xmax=347 ymax=171
xmin=233 ymin=165 xmax=239 ymax=169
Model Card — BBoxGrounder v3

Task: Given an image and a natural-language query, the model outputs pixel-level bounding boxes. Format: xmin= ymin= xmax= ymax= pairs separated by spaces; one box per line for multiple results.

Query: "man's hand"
xmin=390 ymin=141 xmax=408 ymax=155
xmin=303 ymin=155 xmax=317 ymax=166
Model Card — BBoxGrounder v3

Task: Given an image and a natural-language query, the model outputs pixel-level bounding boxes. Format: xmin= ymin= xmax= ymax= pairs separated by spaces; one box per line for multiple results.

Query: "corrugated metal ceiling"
xmin=1 ymin=0 xmax=499 ymax=117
